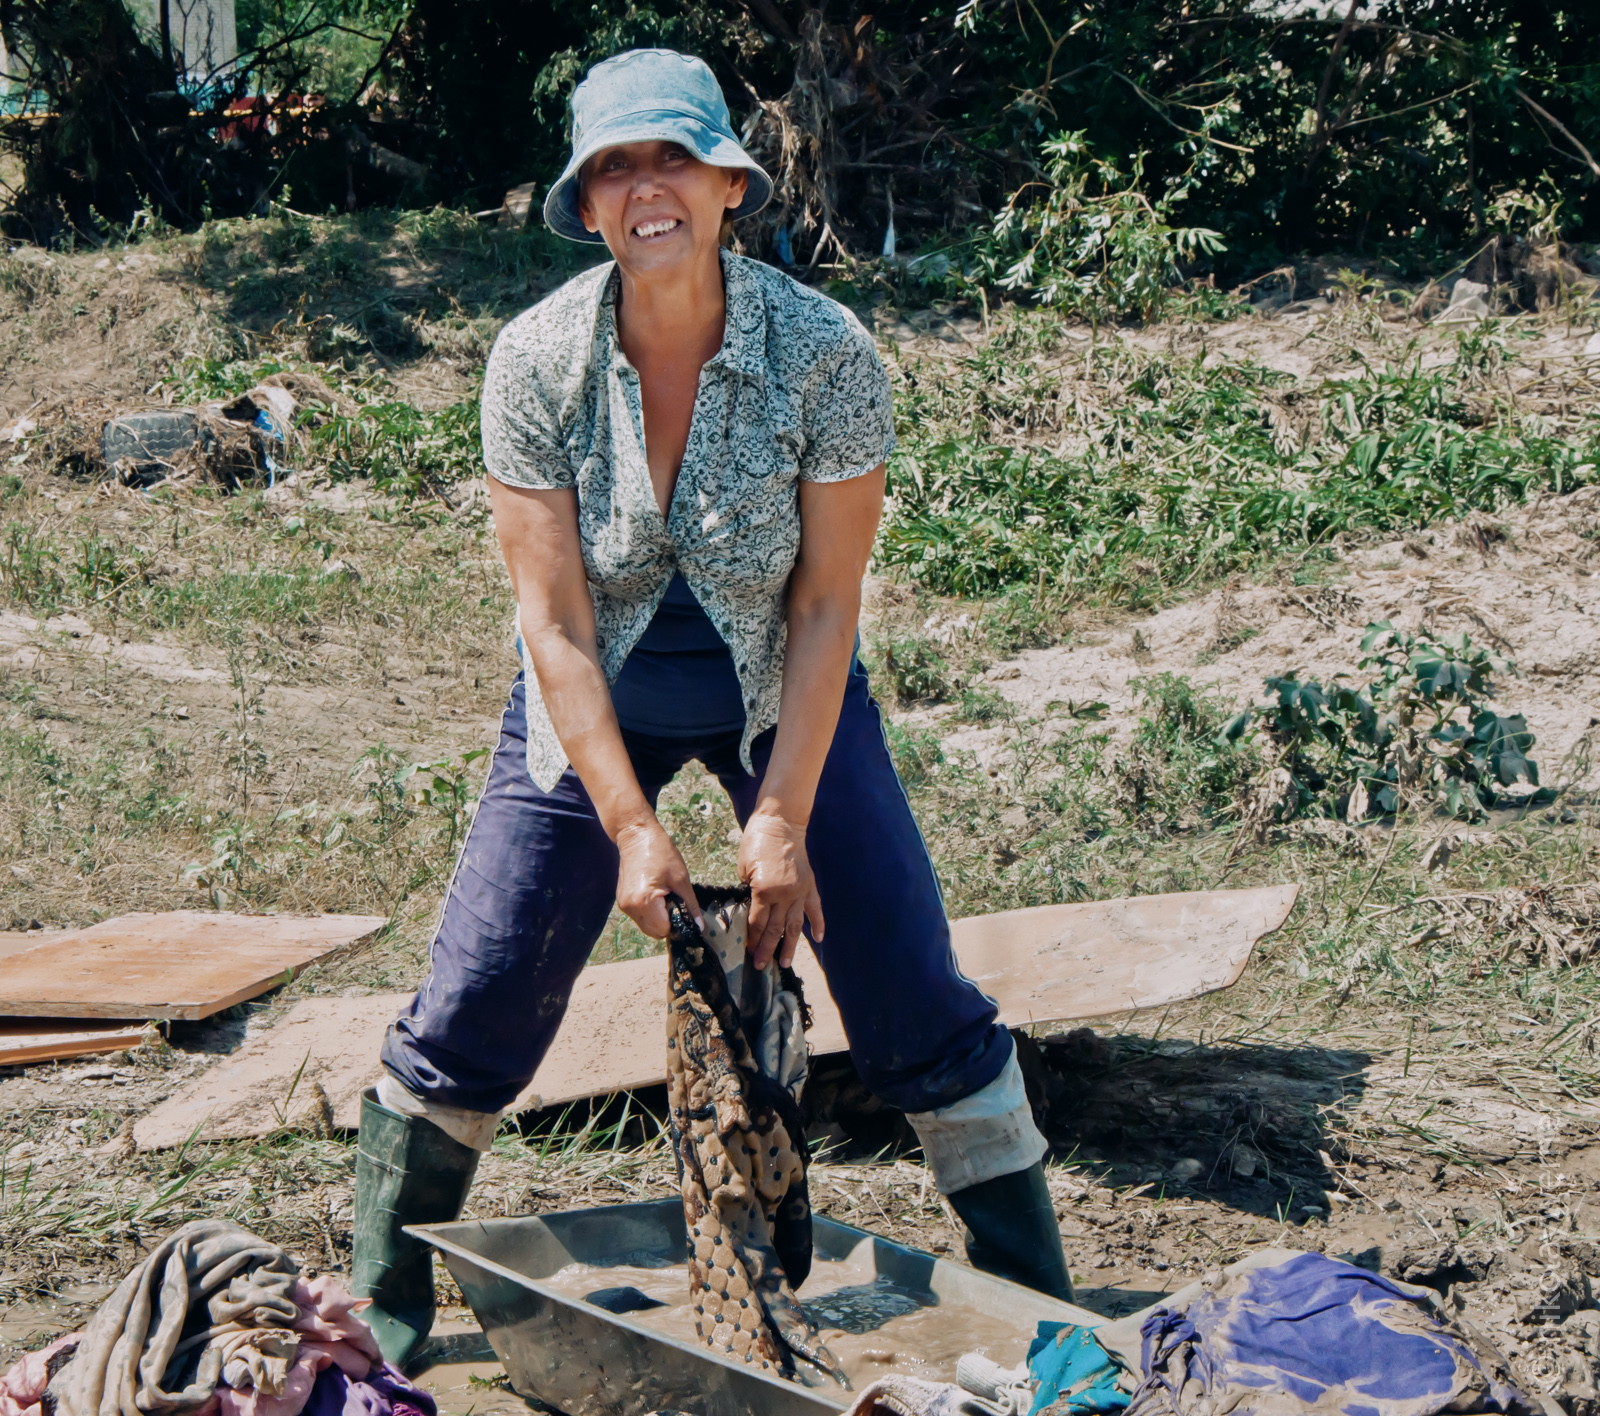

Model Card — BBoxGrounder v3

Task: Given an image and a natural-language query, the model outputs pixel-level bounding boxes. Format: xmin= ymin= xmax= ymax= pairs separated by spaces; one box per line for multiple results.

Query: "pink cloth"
xmin=216 ymin=1277 xmax=381 ymax=1416
xmin=0 ymin=1335 xmax=80 ymax=1416
xmin=217 ymin=1355 xmax=324 ymax=1416
xmin=287 ymin=1280 xmax=381 ymax=1370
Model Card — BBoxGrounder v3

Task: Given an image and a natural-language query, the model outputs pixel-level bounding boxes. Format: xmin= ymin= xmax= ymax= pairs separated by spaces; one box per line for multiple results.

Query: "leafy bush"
xmin=317 ymin=396 xmax=483 ymax=498
xmin=1221 ymin=621 xmax=1539 ymax=824
xmin=976 ymin=133 xmax=1224 ymax=322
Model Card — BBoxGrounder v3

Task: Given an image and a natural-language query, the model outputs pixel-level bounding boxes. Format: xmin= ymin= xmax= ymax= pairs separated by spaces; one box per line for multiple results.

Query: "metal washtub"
xmin=410 ymin=1199 xmax=1103 ymax=1416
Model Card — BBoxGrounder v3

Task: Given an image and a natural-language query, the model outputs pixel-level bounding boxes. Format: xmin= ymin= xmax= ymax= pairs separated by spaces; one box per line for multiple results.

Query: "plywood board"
xmin=133 ymin=884 xmax=1298 ymax=1150
xmin=0 ymin=911 xmax=388 ymax=1020
xmin=0 ymin=1019 xmax=152 ymax=1066
xmin=0 ymin=931 xmax=58 ymax=963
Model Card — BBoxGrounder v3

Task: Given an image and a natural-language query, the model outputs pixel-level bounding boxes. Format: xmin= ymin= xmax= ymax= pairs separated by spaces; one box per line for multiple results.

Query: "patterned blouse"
xmin=481 ymin=250 xmax=896 ymax=791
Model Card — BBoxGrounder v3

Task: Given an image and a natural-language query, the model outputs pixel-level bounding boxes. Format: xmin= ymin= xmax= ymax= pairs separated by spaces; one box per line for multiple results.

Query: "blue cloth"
xmin=609 ymin=573 xmax=746 ymax=737
xmin=381 ymin=657 xmax=1013 ymax=1115
xmin=542 ymin=48 xmax=772 ymax=241
xmin=1127 ymin=1252 xmax=1532 ymax=1416
xmin=1028 ymin=1323 xmax=1127 ymax=1415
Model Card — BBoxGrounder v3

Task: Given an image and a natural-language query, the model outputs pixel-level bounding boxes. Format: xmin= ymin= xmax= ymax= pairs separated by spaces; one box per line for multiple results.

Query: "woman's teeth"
xmin=633 ymin=219 xmax=680 ymax=238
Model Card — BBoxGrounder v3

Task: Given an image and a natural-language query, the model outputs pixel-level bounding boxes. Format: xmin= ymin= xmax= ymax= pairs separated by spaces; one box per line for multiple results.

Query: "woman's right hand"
xmin=614 ymin=815 xmax=700 ymax=940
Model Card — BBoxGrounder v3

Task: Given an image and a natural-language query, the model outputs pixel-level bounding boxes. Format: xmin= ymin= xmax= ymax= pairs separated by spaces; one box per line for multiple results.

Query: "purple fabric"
xmin=302 ymin=1364 xmax=437 ymax=1416
xmin=381 ymin=659 xmax=1011 ymax=1116
xmin=1127 ymin=1252 xmax=1533 ymax=1416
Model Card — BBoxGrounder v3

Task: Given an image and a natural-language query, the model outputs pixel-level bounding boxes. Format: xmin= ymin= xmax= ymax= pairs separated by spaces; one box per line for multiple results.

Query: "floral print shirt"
xmin=481 ymin=250 xmax=895 ymax=790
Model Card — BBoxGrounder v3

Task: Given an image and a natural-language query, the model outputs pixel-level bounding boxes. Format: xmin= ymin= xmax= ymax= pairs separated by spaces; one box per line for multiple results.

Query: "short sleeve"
xmin=480 ymin=319 xmax=574 ymax=491
xmin=797 ymin=312 xmax=896 ymax=483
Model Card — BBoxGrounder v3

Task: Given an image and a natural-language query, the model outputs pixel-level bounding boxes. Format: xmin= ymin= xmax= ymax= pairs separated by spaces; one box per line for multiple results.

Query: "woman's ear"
xmin=724 ymin=169 xmax=749 ymax=213
xmin=577 ymin=167 xmax=600 ymax=234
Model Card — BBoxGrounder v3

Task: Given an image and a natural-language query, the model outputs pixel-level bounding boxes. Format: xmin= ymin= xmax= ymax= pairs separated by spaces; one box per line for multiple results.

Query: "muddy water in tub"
xmin=536 ymin=1257 xmax=1031 ymax=1388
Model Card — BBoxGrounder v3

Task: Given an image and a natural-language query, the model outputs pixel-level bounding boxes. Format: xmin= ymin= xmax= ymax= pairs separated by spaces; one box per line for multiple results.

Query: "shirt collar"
xmin=595 ymin=249 xmax=766 ymax=383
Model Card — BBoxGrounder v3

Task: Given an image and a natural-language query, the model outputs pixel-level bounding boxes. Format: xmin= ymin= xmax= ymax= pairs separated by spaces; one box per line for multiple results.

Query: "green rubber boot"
xmin=947 ymin=1162 xmax=1075 ymax=1302
xmin=352 ymin=1086 xmax=481 ymax=1369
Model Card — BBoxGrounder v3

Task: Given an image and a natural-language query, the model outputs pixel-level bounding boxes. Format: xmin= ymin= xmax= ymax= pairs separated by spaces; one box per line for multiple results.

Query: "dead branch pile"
xmin=1424 ymin=885 xmax=1600 ymax=970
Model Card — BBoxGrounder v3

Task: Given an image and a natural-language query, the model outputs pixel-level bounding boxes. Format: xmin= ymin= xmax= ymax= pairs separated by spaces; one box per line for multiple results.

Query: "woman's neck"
xmin=614 ymin=248 xmax=727 ymax=367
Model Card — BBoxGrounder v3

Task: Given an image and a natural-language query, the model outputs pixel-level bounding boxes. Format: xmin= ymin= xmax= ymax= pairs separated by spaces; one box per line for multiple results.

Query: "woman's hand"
xmin=615 ymin=816 xmax=700 ymax=940
xmin=739 ymin=809 xmax=824 ymax=970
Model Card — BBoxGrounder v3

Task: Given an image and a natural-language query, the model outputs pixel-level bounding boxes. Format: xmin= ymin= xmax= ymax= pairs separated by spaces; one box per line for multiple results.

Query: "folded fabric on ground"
xmin=1119 ymin=1250 xmax=1535 ymax=1416
xmin=0 ymin=1221 xmax=435 ymax=1416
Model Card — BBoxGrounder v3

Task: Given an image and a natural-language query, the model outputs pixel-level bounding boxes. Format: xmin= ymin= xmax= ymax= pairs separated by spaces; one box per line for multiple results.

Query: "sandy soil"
xmin=922 ymin=486 xmax=1600 ymax=800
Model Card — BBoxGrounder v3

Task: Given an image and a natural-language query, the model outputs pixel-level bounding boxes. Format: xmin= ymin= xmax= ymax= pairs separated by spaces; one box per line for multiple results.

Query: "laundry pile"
xmin=843 ymin=1249 xmax=1537 ymax=1416
xmin=0 ymin=1222 xmax=435 ymax=1416
xmin=664 ymin=885 xmax=849 ymax=1389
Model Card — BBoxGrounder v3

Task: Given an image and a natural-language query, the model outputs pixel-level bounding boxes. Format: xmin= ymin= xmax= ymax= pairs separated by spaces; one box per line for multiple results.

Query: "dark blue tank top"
xmin=610 ymin=573 xmax=747 ymax=737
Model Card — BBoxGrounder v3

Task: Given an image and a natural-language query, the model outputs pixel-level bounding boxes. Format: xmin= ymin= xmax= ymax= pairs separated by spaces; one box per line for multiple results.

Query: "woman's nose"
xmin=630 ymin=164 xmax=667 ymax=196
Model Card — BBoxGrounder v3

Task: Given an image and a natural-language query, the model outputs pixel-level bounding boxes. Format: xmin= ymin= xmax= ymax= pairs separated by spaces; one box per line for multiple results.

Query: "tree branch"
xmin=1515 ymin=85 xmax=1600 ymax=181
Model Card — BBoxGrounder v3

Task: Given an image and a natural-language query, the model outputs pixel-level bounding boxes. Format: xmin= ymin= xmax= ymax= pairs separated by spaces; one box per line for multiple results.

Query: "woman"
xmin=351 ymin=48 xmax=1072 ymax=1367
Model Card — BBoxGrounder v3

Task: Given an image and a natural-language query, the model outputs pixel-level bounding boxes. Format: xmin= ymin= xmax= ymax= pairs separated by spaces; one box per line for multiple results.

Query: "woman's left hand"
xmin=739 ymin=808 xmax=824 ymax=971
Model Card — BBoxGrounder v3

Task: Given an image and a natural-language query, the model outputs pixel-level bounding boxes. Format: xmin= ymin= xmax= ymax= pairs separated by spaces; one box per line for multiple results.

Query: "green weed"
xmin=882 ymin=334 xmax=1600 ymax=600
xmin=1223 ymin=621 xmax=1540 ymax=825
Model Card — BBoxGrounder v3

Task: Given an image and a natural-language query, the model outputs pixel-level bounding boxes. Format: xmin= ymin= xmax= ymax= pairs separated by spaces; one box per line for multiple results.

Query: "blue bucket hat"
xmin=543 ymin=49 xmax=773 ymax=243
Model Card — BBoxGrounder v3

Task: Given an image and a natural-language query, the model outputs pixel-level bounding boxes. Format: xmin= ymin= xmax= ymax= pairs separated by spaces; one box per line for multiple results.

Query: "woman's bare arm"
xmin=742 ymin=466 xmax=886 ymax=968
xmin=489 ymin=477 xmax=698 ymax=936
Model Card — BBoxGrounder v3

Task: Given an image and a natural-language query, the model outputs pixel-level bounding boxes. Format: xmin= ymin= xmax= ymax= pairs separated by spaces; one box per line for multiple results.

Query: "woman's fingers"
xmin=776 ymin=900 xmax=807 ymax=969
xmin=628 ymin=892 xmax=672 ymax=940
xmin=615 ymin=818 xmax=699 ymax=939
xmin=803 ymin=881 xmax=825 ymax=947
xmin=748 ymin=889 xmax=788 ymax=970
xmin=739 ymin=808 xmax=819 ymax=970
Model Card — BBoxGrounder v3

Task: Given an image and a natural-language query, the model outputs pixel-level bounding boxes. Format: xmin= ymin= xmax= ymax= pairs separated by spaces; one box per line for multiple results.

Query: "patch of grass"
xmin=955 ymin=685 xmax=1013 ymax=725
xmin=882 ymin=321 xmax=1600 ymax=601
xmin=867 ymin=634 xmax=955 ymax=708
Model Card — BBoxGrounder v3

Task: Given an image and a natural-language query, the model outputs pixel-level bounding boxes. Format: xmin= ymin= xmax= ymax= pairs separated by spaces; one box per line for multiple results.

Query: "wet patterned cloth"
xmin=665 ymin=887 xmax=848 ymax=1388
xmin=1121 ymin=1250 xmax=1534 ymax=1416
xmin=480 ymin=247 xmax=895 ymax=790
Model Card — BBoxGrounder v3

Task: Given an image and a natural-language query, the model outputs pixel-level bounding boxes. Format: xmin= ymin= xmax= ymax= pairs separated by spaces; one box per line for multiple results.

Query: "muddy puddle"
xmin=415 ymin=1319 xmax=537 ymax=1416
xmin=0 ymin=1284 xmax=113 ymax=1359
xmin=536 ymin=1257 xmax=1031 ymax=1387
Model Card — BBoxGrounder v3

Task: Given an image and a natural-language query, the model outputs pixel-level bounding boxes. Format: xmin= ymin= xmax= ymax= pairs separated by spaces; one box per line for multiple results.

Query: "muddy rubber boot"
xmin=352 ymin=1085 xmax=481 ymax=1369
xmin=946 ymin=1162 xmax=1075 ymax=1302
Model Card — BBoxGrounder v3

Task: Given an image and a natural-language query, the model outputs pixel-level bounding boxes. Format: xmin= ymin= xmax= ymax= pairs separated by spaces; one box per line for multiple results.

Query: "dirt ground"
xmin=931 ymin=486 xmax=1600 ymax=794
xmin=4 ymin=224 xmax=1600 ymax=1411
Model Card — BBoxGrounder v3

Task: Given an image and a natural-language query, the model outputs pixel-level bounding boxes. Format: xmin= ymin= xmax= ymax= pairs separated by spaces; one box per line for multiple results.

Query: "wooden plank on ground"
xmin=0 ymin=1019 xmax=153 ymax=1066
xmin=132 ymin=884 xmax=1298 ymax=1150
xmin=0 ymin=931 xmax=58 ymax=963
xmin=0 ymin=911 xmax=388 ymax=1020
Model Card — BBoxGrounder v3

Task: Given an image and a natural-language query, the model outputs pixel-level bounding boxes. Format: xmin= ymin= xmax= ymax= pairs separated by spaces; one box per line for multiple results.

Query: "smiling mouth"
xmin=632 ymin=218 xmax=681 ymax=240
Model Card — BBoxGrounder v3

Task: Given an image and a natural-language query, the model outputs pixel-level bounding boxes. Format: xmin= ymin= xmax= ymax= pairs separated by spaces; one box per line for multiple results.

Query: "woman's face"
xmin=578 ymin=140 xmax=747 ymax=276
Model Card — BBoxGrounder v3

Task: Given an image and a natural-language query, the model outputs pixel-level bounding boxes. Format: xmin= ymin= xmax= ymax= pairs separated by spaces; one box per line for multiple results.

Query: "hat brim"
xmin=542 ymin=111 xmax=773 ymax=244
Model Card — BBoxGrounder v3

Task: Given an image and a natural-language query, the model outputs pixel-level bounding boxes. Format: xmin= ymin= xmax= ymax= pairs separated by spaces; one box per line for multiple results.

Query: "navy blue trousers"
xmin=381 ymin=659 xmax=1012 ymax=1116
